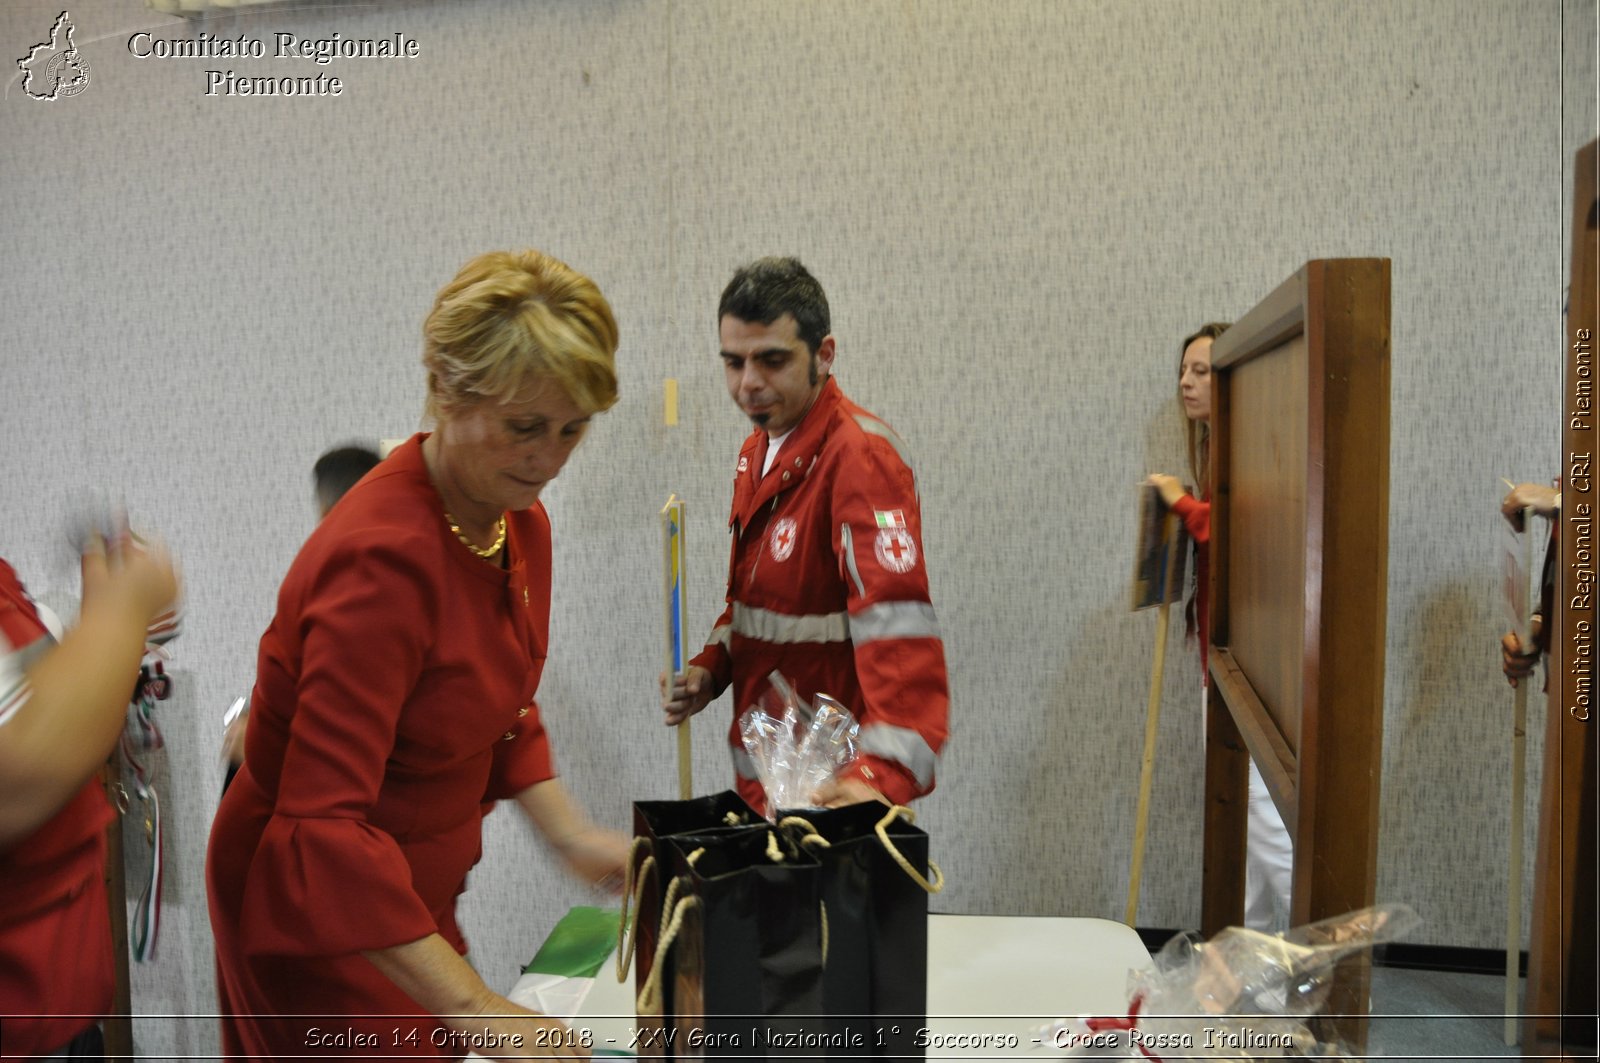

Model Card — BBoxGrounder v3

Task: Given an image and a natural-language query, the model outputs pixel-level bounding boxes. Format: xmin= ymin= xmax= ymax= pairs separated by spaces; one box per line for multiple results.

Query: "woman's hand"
xmin=551 ymin=826 xmax=630 ymax=895
xmin=515 ymin=780 xmax=628 ymax=893
xmin=461 ymin=996 xmax=593 ymax=1061
xmin=1145 ymin=474 xmax=1188 ymax=509
xmin=365 ymin=935 xmax=592 ymax=1060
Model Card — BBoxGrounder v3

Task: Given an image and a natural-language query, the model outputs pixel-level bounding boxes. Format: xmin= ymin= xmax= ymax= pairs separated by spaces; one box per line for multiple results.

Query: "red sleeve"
xmin=0 ymin=560 xmax=47 ymax=730
xmin=239 ymin=541 xmax=439 ymax=957
xmin=689 ymin=449 xmax=752 ymax=697
xmin=831 ymin=438 xmax=949 ymax=805
xmin=1171 ymin=493 xmax=1211 ymax=545
xmin=688 ymin=599 xmax=735 ymax=696
xmin=689 ymin=512 xmax=737 ymax=694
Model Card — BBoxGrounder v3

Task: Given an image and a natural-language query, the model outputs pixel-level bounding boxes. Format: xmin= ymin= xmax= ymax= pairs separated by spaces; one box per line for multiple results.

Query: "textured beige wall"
xmin=0 ymin=0 xmax=1591 ymax=1056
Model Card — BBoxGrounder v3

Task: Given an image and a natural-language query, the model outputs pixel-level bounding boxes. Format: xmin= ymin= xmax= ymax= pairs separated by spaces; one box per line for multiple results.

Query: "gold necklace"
xmin=445 ymin=512 xmax=507 ymax=558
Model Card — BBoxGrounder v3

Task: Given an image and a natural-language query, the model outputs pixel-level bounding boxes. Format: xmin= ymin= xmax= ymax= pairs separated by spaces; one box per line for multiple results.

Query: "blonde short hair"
xmin=422 ymin=250 xmax=619 ymax=420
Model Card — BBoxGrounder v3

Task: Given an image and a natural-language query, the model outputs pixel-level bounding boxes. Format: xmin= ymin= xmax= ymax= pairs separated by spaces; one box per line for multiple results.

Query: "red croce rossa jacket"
xmin=690 ymin=377 xmax=950 ymax=812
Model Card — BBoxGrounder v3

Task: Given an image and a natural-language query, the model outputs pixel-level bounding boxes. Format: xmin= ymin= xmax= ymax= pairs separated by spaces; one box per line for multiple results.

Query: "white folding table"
xmin=547 ymin=914 xmax=1152 ymax=1058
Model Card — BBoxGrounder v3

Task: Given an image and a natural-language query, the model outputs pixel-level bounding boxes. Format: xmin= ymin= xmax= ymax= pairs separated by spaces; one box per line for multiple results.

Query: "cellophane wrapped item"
xmin=1037 ymin=904 xmax=1420 ymax=1059
xmin=738 ymin=671 xmax=859 ymax=816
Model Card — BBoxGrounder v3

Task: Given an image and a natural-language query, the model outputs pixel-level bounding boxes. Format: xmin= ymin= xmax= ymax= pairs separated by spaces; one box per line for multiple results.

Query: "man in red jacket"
xmin=661 ymin=257 xmax=949 ymax=812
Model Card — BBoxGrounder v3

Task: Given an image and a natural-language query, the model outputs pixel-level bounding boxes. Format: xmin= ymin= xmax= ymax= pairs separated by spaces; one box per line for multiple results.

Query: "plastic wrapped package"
xmin=1037 ymin=904 xmax=1420 ymax=1059
xmin=738 ymin=671 xmax=860 ymax=815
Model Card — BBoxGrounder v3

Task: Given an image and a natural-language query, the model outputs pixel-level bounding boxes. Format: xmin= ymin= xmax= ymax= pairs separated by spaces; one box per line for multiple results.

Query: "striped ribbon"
xmin=119 ymin=648 xmax=172 ymax=963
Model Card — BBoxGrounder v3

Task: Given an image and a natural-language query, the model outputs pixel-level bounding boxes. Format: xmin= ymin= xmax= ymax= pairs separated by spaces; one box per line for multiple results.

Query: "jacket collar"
xmin=731 ymin=376 xmax=842 ymax=528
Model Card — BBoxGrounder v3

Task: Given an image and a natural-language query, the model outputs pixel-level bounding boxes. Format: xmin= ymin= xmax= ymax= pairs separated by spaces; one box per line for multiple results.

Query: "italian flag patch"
xmin=874 ymin=509 xmax=906 ymax=529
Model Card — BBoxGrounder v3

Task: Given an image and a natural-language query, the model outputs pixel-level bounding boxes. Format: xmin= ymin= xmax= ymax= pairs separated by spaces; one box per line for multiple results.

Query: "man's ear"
xmin=815 ymin=335 xmax=837 ymax=376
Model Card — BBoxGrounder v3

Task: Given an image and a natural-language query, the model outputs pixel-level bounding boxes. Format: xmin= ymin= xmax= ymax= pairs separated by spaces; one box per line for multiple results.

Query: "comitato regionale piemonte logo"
xmin=17 ymin=11 xmax=91 ymax=101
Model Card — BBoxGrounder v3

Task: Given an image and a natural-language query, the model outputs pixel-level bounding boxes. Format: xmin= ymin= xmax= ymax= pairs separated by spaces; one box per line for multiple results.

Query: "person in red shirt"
xmin=0 ymin=532 xmax=180 ymax=1060
xmin=206 ymin=250 xmax=627 ymax=1061
xmin=1148 ymin=322 xmax=1293 ymax=933
xmin=660 ymin=257 xmax=949 ymax=812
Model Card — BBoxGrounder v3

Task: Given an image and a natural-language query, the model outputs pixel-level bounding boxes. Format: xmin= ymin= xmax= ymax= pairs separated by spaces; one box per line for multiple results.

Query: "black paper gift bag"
xmin=637 ymin=828 xmax=825 ymax=1058
xmin=621 ymin=793 xmax=763 ymax=1060
xmin=776 ymin=802 xmax=943 ymax=1059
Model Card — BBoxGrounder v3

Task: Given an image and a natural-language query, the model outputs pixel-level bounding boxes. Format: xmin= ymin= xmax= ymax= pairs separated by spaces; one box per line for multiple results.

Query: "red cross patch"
xmin=874 ymin=528 xmax=917 ymax=573
xmin=769 ymin=517 xmax=797 ymax=562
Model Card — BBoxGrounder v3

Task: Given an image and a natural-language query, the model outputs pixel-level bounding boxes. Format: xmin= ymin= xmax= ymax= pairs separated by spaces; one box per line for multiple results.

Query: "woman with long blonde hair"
xmin=1146 ymin=322 xmax=1293 ymax=933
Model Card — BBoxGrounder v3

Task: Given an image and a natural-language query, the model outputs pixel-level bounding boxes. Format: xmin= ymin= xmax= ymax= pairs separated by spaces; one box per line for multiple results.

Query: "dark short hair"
xmin=313 ymin=444 xmax=381 ymax=513
xmin=718 ymin=257 xmax=831 ymax=353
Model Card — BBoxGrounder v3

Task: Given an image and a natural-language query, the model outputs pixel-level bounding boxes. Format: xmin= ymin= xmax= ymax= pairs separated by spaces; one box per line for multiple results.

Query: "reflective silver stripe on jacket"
xmin=708 ymin=623 xmax=732 ymax=652
xmin=858 ymin=723 xmax=939 ymax=789
xmin=732 ymin=600 xmax=941 ymax=647
xmin=732 ymin=603 xmax=850 ymax=644
xmin=850 ymin=601 xmax=941 ymax=644
xmin=839 ymin=523 xmax=866 ymax=597
xmin=732 ymin=600 xmax=940 ymax=647
xmin=852 ymin=414 xmax=914 ymax=471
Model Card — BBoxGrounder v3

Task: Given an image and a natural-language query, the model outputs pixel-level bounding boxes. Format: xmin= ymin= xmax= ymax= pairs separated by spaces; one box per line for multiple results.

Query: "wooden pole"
xmin=1506 ymin=679 xmax=1528 ymax=1043
xmin=1126 ymin=602 xmax=1170 ymax=926
xmin=676 ymin=721 xmax=692 ymax=799
xmin=662 ymin=496 xmax=691 ymax=800
xmin=1505 ymin=502 xmax=1534 ymax=1044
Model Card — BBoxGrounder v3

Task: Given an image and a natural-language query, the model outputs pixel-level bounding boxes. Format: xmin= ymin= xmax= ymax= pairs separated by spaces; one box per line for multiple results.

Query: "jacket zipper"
xmin=746 ymin=495 xmax=781 ymax=587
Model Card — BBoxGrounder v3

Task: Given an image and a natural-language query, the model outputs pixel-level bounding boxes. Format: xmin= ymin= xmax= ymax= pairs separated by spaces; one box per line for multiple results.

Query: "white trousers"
xmin=1202 ymin=681 xmax=1293 ymax=932
xmin=1244 ymin=758 xmax=1294 ymax=932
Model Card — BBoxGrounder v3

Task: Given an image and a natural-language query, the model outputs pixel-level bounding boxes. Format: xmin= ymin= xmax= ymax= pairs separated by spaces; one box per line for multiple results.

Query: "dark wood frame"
xmin=1522 ymin=136 xmax=1599 ymax=1061
xmin=1200 ymin=259 xmax=1392 ymax=1049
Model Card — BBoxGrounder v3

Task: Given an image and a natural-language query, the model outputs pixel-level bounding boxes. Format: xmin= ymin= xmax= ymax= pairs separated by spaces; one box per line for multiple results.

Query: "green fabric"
xmin=522 ymin=906 xmax=623 ymax=978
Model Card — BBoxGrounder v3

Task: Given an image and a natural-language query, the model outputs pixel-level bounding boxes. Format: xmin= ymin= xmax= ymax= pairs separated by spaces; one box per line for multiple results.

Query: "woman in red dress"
xmin=206 ymin=250 xmax=627 ymax=1060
